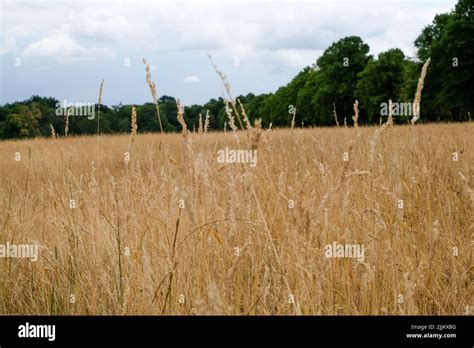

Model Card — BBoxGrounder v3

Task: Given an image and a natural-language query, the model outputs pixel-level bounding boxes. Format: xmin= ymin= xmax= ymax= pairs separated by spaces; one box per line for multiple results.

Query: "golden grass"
xmin=142 ymin=59 xmax=163 ymax=134
xmin=352 ymin=99 xmax=359 ymax=128
xmin=412 ymin=58 xmax=431 ymax=125
xmin=0 ymin=123 xmax=472 ymax=315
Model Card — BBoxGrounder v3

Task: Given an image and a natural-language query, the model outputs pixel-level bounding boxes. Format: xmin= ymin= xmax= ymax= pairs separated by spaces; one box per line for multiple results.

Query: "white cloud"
xmin=184 ymin=76 xmax=200 ymax=83
xmin=262 ymin=49 xmax=324 ymax=70
xmin=0 ymin=36 xmax=16 ymax=55
xmin=22 ymin=32 xmax=113 ymax=63
xmin=3 ymin=0 xmax=457 ymax=67
xmin=1 ymin=0 xmax=459 ymax=105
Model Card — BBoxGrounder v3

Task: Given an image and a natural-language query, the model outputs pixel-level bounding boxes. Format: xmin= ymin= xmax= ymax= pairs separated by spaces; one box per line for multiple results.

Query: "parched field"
xmin=0 ymin=123 xmax=472 ymax=315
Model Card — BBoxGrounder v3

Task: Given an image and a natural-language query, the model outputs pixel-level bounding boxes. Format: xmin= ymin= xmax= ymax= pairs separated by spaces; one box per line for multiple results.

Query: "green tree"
xmin=244 ymin=93 xmax=270 ymax=125
xmin=428 ymin=0 xmax=473 ymax=120
xmin=414 ymin=0 xmax=473 ymax=121
xmin=185 ymin=104 xmax=204 ymax=131
xmin=4 ymin=105 xmax=42 ymax=138
xmin=202 ymin=98 xmax=224 ymax=129
xmin=296 ymin=68 xmax=318 ymax=126
xmin=312 ymin=36 xmax=371 ymax=125
xmin=399 ymin=60 xmax=421 ymax=105
xmin=158 ymin=96 xmax=178 ymax=132
xmin=356 ymin=48 xmax=410 ymax=124
xmin=415 ymin=13 xmax=452 ymax=61
xmin=109 ymin=104 xmax=131 ymax=133
xmin=26 ymin=96 xmax=59 ymax=136
xmin=0 ymin=107 xmax=8 ymax=138
xmin=259 ymin=68 xmax=312 ymax=127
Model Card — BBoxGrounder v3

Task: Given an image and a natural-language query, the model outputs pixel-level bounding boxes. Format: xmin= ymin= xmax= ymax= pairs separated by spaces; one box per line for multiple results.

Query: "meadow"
xmin=0 ymin=122 xmax=472 ymax=315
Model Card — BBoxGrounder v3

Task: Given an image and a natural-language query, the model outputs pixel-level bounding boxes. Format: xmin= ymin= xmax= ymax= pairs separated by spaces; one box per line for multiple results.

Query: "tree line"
xmin=0 ymin=0 xmax=471 ymax=140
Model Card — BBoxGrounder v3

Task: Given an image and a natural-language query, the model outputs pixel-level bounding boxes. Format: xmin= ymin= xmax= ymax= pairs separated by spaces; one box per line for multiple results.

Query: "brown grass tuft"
xmin=352 ymin=99 xmax=359 ymax=128
xmin=50 ymin=124 xmax=56 ymax=139
xmin=333 ymin=103 xmax=339 ymax=127
xmin=412 ymin=58 xmax=431 ymax=125
xmin=142 ymin=58 xmax=164 ymax=133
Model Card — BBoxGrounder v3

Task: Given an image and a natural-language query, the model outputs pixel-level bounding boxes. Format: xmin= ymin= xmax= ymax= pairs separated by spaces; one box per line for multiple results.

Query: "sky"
xmin=0 ymin=0 xmax=457 ymax=106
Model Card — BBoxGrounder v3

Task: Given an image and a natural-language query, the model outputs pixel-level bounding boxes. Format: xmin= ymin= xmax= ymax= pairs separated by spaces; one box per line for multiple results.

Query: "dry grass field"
xmin=0 ymin=122 xmax=472 ymax=315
